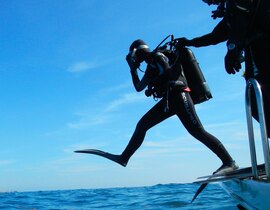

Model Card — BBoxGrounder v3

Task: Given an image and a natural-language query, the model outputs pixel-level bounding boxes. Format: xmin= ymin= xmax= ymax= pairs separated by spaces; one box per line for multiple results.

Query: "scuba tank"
xmin=147 ymin=35 xmax=212 ymax=105
xmin=179 ymin=47 xmax=213 ymax=104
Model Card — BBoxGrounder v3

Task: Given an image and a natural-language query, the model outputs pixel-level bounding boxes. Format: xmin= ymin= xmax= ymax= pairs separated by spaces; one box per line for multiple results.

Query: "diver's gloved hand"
xmin=126 ymin=54 xmax=139 ymax=71
xmin=224 ymin=43 xmax=242 ymax=74
xmin=211 ymin=3 xmax=226 ymax=19
xmin=176 ymin=37 xmax=192 ymax=48
xmin=211 ymin=9 xmax=225 ymax=19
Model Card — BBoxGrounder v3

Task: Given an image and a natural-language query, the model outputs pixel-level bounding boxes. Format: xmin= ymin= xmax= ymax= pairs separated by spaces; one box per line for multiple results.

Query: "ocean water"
xmin=0 ymin=183 xmax=239 ymax=210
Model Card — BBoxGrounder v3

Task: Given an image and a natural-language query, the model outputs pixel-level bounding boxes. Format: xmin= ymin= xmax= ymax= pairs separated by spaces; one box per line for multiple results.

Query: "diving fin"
xmin=191 ymin=183 xmax=208 ymax=203
xmin=75 ymin=149 xmax=127 ymax=167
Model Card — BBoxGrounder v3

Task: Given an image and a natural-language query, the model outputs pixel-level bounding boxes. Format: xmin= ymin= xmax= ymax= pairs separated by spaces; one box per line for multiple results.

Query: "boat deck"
xmin=194 ymin=164 xmax=268 ymax=184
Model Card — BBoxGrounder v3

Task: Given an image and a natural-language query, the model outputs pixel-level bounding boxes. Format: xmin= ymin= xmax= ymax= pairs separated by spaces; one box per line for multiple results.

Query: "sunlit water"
xmin=0 ymin=183 xmax=239 ymax=209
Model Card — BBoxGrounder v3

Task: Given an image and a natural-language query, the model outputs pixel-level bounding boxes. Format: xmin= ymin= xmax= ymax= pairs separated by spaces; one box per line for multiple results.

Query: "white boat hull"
xmin=220 ymin=179 xmax=270 ymax=210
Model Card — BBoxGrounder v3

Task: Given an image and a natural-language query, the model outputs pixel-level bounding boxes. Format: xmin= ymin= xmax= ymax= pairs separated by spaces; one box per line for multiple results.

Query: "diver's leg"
xmin=120 ymin=99 xmax=173 ymax=166
xmin=172 ymin=91 xmax=235 ymax=167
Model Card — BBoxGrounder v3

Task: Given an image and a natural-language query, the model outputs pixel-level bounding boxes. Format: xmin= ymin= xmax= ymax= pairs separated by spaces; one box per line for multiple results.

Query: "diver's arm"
xmin=177 ymin=18 xmax=229 ymax=48
xmin=130 ymin=70 xmax=148 ymax=92
xmin=126 ymin=54 xmax=148 ymax=92
xmin=130 ymin=53 xmax=169 ymax=92
xmin=190 ymin=18 xmax=229 ymax=47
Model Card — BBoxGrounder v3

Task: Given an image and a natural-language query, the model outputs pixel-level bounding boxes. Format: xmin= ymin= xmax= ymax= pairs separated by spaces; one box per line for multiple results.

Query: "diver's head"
xmin=128 ymin=39 xmax=150 ymax=63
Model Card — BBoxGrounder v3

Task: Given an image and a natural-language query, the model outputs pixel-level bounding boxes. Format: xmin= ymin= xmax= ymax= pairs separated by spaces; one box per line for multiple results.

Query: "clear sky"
xmin=0 ymin=0 xmax=264 ymax=192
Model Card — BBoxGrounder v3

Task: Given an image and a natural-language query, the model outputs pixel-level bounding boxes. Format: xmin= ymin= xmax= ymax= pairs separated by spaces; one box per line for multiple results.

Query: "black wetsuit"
xmin=121 ymin=51 xmax=233 ymax=166
xmin=185 ymin=0 xmax=270 ymax=137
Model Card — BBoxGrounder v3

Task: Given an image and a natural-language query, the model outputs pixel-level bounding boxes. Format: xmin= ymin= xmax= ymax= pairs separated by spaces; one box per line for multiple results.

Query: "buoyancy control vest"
xmin=148 ymin=35 xmax=213 ymax=104
xmin=156 ymin=47 xmax=212 ymax=104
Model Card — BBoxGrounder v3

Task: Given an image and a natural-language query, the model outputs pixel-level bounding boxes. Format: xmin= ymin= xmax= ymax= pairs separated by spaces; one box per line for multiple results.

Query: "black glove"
xmin=211 ymin=3 xmax=225 ymax=19
xmin=176 ymin=37 xmax=192 ymax=49
xmin=224 ymin=44 xmax=242 ymax=74
xmin=126 ymin=54 xmax=140 ymax=71
xmin=211 ymin=8 xmax=225 ymax=19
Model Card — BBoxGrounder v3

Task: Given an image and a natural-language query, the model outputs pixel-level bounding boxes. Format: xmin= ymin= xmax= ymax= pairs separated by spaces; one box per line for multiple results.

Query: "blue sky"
xmin=0 ymin=0 xmax=264 ymax=192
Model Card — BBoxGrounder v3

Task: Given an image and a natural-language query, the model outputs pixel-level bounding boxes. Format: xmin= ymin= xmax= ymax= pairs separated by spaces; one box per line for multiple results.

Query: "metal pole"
xmin=245 ymin=80 xmax=259 ymax=178
xmin=245 ymin=79 xmax=270 ymax=179
xmin=249 ymin=79 xmax=270 ymax=179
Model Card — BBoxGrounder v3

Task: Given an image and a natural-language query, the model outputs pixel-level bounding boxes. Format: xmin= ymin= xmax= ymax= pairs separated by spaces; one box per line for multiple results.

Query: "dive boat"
xmin=195 ymin=79 xmax=270 ymax=210
xmin=220 ymin=79 xmax=270 ymax=210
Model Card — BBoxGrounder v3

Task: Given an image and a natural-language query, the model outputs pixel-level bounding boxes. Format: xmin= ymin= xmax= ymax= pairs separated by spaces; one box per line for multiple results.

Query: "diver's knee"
xmin=136 ymin=117 xmax=148 ymax=131
xmin=187 ymin=127 xmax=205 ymax=139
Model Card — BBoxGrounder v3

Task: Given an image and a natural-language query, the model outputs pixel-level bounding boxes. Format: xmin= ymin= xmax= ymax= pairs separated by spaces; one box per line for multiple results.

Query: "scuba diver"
xmin=86 ymin=39 xmax=237 ymax=175
xmin=177 ymin=0 xmax=270 ymax=138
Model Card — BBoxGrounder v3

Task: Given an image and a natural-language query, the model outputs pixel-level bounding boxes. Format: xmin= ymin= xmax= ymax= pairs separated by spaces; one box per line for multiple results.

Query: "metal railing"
xmin=245 ymin=78 xmax=270 ymax=179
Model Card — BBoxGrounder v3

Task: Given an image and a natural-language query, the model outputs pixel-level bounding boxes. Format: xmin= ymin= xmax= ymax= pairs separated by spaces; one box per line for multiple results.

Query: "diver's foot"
xmin=213 ymin=161 xmax=238 ymax=176
xmin=118 ymin=159 xmax=127 ymax=167
xmin=113 ymin=155 xmax=127 ymax=167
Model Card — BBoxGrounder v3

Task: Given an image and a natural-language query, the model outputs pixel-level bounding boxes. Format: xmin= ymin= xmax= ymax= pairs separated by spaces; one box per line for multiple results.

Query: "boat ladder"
xmin=245 ymin=78 xmax=270 ymax=180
